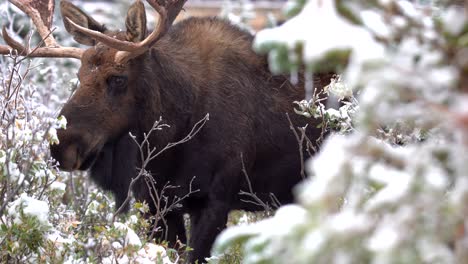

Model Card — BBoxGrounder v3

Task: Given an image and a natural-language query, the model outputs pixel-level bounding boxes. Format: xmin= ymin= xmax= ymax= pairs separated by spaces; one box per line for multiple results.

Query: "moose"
xmin=1 ymin=0 xmax=332 ymax=262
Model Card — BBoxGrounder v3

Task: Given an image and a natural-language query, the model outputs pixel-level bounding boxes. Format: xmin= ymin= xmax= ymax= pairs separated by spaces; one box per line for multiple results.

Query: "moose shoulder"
xmin=0 ymin=0 xmax=331 ymax=263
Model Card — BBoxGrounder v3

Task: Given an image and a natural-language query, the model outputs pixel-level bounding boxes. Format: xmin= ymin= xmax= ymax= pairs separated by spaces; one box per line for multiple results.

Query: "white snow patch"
xmin=48 ymin=230 xmax=75 ymax=244
xmin=328 ymin=209 xmax=371 ymax=234
xmin=8 ymin=193 xmax=50 ymax=226
xmin=367 ymin=225 xmax=400 ymax=252
xmin=361 ymin=10 xmax=392 ymax=38
xmin=55 ymin=115 xmax=67 ymax=130
xmin=4 ymin=161 xmax=25 ymax=184
xmin=50 ymin=181 xmax=67 ymax=192
xmin=135 ymin=243 xmax=173 ymax=264
xmin=396 ymin=0 xmax=419 ymax=19
xmin=114 ymin=222 xmax=142 ymax=247
xmin=326 ymin=76 xmax=353 ymax=99
xmin=302 ymin=229 xmax=326 ymax=256
xmin=298 ymin=134 xmax=352 ymax=206
xmin=366 ymin=163 xmax=412 ymax=210
xmin=112 ymin=241 xmax=123 ymax=250
xmin=214 ymin=204 xmax=307 ymax=253
xmin=440 ymin=5 xmax=467 ymax=35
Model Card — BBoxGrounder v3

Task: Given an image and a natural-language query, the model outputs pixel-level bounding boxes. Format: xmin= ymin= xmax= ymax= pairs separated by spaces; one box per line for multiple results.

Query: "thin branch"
xmin=286 ymin=113 xmax=306 ymax=179
xmin=238 ymin=153 xmax=278 ymax=215
xmin=113 ymin=114 xmax=208 ymax=220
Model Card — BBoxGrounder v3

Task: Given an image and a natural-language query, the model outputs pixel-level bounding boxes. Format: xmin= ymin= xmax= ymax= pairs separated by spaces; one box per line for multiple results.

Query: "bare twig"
xmin=113 ymin=114 xmax=208 ymax=220
xmin=147 ymin=176 xmax=199 ymax=241
xmin=238 ymin=153 xmax=278 ymax=216
xmin=285 ymin=113 xmax=307 ymax=179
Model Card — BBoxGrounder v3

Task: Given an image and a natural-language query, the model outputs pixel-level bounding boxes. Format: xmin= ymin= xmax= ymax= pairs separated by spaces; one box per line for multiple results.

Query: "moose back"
xmin=1 ymin=0 xmax=331 ymax=262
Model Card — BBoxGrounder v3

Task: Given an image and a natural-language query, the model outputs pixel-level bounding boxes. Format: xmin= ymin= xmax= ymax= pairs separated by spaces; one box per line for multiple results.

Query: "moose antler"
xmin=0 ymin=0 xmax=83 ymax=59
xmin=65 ymin=0 xmax=187 ymax=63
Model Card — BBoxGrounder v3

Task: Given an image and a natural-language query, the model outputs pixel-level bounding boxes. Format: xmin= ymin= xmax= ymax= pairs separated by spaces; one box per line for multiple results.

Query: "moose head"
xmin=55 ymin=0 xmax=185 ymax=171
xmin=1 ymin=0 xmax=186 ymax=171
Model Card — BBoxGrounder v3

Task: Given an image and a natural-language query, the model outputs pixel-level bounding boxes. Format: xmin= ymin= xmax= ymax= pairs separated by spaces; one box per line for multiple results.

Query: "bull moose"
xmin=0 ymin=0 xmax=332 ymax=262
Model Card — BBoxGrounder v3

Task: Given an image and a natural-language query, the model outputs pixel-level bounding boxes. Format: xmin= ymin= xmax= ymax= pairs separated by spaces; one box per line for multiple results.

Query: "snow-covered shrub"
xmin=213 ymin=0 xmax=468 ymax=263
xmin=0 ymin=3 xmax=178 ymax=263
xmin=0 ymin=13 xmax=71 ymax=258
xmin=220 ymin=0 xmax=257 ymax=32
xmin=294 ymin=75 xmax=358 ymax=133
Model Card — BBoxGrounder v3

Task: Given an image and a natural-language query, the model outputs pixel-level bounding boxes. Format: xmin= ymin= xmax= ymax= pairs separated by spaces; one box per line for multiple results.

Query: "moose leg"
xmin=188 ymin=200 xmax=230 ymax=264
xmin=154 ymin=211 xmax=187 ymax=246
xmin=176 ymin=142 xmax=252 ymax=263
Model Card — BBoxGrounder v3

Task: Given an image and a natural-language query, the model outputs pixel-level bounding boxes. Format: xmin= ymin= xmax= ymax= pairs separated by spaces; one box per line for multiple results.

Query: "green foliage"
xmin=0 ymin=215 xmax=49 ymax=262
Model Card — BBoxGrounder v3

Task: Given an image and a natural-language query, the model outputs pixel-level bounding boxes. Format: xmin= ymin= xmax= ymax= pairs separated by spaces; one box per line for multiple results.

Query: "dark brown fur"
xmin=50 ymin=4 xmax=332 ymax=262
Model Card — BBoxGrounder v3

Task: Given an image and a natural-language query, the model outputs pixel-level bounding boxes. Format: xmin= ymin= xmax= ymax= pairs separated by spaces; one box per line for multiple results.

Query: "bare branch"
xmin=113 ymin=114 xmax=208 ymax=220
xmin=238 ymin=153 xmax=278 ymax=216
xmin=286 ymin=113 xmax=307 ymax=179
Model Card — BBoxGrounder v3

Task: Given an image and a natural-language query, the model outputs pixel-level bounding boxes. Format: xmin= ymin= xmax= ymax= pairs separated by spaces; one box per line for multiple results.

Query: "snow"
xmin=367 ymin=225 xmax=400 ymax=252
xmin=99 ymin=240 xmax=173 ymax=264
xmin=328 ymin=210 xmax=371 ymax=234
xmin=254 ymin=0 xmax=385 ymax=73
xmin=135 ymin=243 xmax=173 ymax=264
xmin=301 ymin=230 xmax=326 ymax=256
xmin=391 ymin=15 xmax=408 ymax=29
xmin=112 ymin=241 xmax=123 ymax=250
xmin=4 ymin=161 xmax=25 ymax=184
xmin=48 ymin=230 xmax=75 ymax=245
xmin=34 ymin=169 xmax=47 ymax=179
xmin=378 ymin=0 xmax=392 ymax=6
xmin=48 ymin=127 xmax=59 ymax=145
xmin=424 ymin=166 xmax=448 ymax=190
xmin=366 ymin=163 xmax=412 ymax=210
xmin=114 ymin=222 xmax=142 ymax=247
xmin=48 ymin=116 xmax=68 ymax=145
xmin=361 ymin=10 xmax=392 ymax=38
xmin=213 ymin=204 xmax=307 ymax=254
xmin=128 ymin=214 xmax=139 ymax=224
xmin=85 ymin=200 xmax=101 ymax=216
xmin=326 ymin=76 xmax=353 ymax=99
xmin=50 ymin=181 xmax=67 ymax=192
xmin=238 ymin=213 xmax=251 ymax=225
xmin=418 ymin=238 xmax=454 ymax=263
xmin=297 ymin=134 xmax=352 ymax=207
xmin=56 ymin=115 xmax=68 ymax=130
xmin=440 ymin=6 xmax=467 ymax=35
xmin=96 ymin=223 xmax=175 ymax=264
xmin=7 ymin=193 xmax=50 ymax=226
xmin=396 ymin=0 xmax=420 ymax=19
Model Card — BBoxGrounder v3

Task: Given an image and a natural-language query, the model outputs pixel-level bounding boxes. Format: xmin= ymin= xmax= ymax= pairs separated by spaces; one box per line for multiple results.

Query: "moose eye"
xmin=107 ymin=75 xmax=128 ymax=94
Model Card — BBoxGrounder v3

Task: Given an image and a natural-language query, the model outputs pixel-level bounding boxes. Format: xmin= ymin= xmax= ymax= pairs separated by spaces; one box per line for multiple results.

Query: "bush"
xmin=213 ymin=0 xmax=468 ymax=263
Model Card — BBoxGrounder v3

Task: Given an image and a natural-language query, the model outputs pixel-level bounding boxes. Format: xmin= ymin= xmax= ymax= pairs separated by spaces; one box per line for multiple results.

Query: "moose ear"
xmin=60 ymin=1 xmax=106 ymax=46
xmin=125 ymin=0 xmax=147 ymax=43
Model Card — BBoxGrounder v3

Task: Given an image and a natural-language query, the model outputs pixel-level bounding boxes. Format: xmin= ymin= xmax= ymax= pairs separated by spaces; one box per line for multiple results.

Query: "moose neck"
xmin=131 ymin=40 xmax=198 ymax=144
